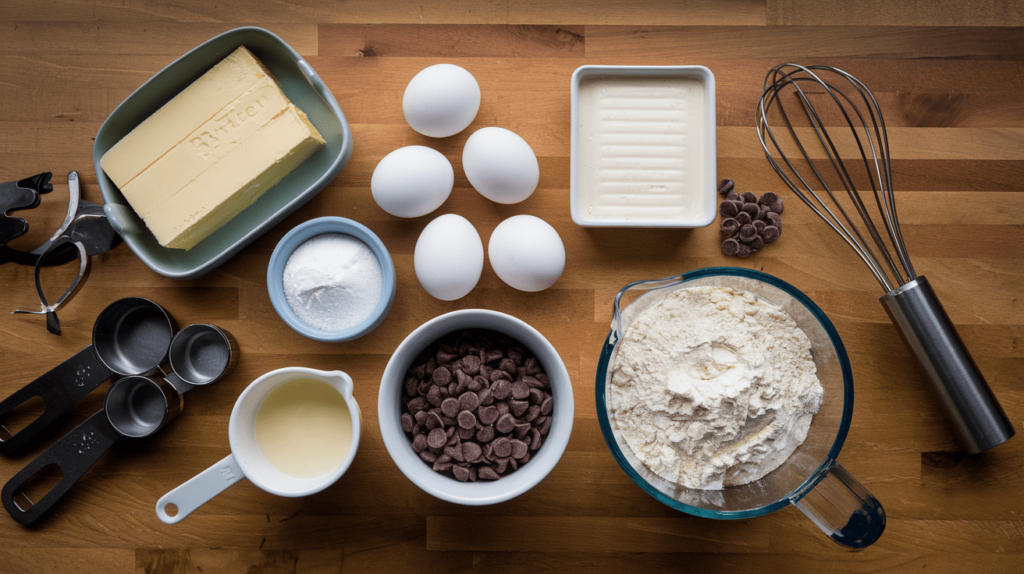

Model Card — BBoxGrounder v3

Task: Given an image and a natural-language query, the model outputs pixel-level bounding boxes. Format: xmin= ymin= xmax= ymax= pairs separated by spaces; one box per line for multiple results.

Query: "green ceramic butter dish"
xmin=93 ymin=27 xmax=353 ymax=279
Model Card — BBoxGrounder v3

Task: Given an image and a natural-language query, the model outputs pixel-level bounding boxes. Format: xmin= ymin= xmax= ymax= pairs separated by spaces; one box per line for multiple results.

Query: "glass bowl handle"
xmin=791 ymin=460 xmax=886 ymax=548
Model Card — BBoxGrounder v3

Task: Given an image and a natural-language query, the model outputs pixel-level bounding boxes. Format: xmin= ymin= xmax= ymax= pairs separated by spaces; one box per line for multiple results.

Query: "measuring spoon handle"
xmin=156 ymin=454 xmax=245 ymax=524
xmin=0 ymin=346 xmax=111 ymax=455
xmin=1 ymin=410 xmax=120 ymax=525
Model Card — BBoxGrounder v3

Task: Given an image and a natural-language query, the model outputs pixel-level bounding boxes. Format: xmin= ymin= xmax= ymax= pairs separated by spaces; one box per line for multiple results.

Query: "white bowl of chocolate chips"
xmin=378 ymin=309 xmax=574 ymax=505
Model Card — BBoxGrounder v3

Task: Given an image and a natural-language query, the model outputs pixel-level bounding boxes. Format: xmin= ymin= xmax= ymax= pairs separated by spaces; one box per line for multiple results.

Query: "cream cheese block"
xmin=99 ymin=46 xmax=326 ymax=250
xmin=101 ymin=47 xmax=270 ymax=188
xmin=143 ymin=104 xmax=324 ymax=250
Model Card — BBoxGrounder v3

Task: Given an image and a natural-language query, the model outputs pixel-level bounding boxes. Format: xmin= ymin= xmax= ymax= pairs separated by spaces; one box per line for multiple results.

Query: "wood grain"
xmin=1 ymin=1 xmax=1023 ymax=573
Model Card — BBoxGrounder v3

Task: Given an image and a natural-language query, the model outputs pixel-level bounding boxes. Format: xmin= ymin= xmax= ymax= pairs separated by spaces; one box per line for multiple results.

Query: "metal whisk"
xmin=756 ymin=63 xmax=1014 ymax=454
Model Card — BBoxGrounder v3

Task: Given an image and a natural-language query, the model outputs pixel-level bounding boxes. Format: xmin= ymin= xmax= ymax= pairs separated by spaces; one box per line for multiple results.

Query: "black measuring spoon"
xmin=1 ymin=325 xmax=235 ymax=525
xmin=0 ymin=297 xmax=175 ymax=455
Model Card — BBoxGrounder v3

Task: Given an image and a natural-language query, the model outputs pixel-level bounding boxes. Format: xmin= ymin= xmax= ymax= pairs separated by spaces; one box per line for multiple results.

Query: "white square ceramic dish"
xmin=570 ymin=65 xmax=717 ymax=228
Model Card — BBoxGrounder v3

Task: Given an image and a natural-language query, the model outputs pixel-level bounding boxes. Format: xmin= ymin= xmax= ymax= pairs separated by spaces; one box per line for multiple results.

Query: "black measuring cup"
xmin=0 ymin=297 xmax=175 ymax=455
xmin=1 ymin=324 xmax=235 ymax=525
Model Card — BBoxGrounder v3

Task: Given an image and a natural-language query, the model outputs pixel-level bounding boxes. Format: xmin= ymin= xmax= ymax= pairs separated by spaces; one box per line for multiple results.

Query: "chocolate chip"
xmin=478 ymin=405 xmax=500 ymax=425
xmin=529 ymin=428 xmax=542 ymax=451
xmin=457 ymin=410 xmax=477 ymax=429
xmin=453 ymin=465 xmax=470 ymax=482
xmin=721 ymin=218 xmax=740 ymax=235
xmin=491 ymin=379 xmax=511 ymax=400
xmin=719 ymin=201 xmax=738 ymax=218
xmin=525 ymin=404 xmax=541 ymax=422
xmin=510 ymin=439 xmax=529 ymax=459
xmin=539 ymin=416 xmax=553 ymax=436
xmin=492 ymin=437 xmax=512 ymax=457
xmin=511 ymin=381 xmax=530 ymax=400
xmin=722 ymin=238 xmax=740 ymax=256
xmin=735 ymin=211 xmax=752 ymax=225
xmin=763 ymin=225 xmax=780 ymax=243
xmin=407 ymin=396 xmax=427 ymax=413
xmin=528 ymin=388 xmax=544 ymax=405
xmin=426 ymin=385 xmax=442 ymax=407
xmin=440 ymin=398 xmax=459 ymax=418
xmin=427 ymin=428 xmax=447 ymax=449
xmin=757 ymin=192 xmax=778 ymax=207
xmin=479 ymin=466 xmax=500 ymax=480
xmin=476 ymin=426 xmax=495 ymax=443
xmin=509 ymin=399 xmax=529 ymax=417
xmin=462 ymin=441 xmax=482 ymax=463
xmin=741 ymin=191 xmax=757 ymax=203
xmin=718 ymin=179 xmax=735 ymax=195
xmin=412 ymin=433 xmax=428 ymax=452
xmin=524 ymin=357 xmax=541 ymax=376
xmin=540 ymin=396 xmax=553 ymax=415
xmin=425 ymin=411 xmax=444 ymax=430
xmin=496 ymin=413 xmax=516 ymax=434
xmin=461 ymin=354 xmax=481 ymax=374
xmin=420 ymin=450 xmax=438 ymax=463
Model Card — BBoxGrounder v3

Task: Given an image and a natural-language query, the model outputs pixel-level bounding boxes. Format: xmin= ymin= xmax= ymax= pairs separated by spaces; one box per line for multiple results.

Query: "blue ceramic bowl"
xmin=267 ymin=217 xmax=396 ymax=342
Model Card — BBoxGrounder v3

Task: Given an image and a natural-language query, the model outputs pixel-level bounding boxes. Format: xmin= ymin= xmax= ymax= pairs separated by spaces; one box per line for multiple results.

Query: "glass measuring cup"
xmin=596 ymin=267 xmax=885 ymax=548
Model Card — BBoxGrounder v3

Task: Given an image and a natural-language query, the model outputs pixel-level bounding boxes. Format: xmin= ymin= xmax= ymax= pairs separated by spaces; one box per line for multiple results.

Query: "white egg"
xmin=371 ymin=146 xmax=453 ymax=218
xmin=403 ymin=64 xmax=481 ymax=138
xmin=462 ymin=127 xmax=539 ymax=204
xmin=488 ymin=215 xmax=565 ymax=292
xmin=415 ymin=214 xmax=484 ymax=301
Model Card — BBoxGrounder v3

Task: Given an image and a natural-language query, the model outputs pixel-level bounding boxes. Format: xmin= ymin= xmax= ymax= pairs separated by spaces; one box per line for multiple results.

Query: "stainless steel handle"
xmin=880 ymin=276 xmax=1015 ymax=454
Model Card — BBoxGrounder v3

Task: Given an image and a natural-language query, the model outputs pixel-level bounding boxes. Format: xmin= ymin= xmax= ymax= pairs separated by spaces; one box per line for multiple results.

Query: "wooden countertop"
xmin=1 ymin=2 xmax=1022 ymax=572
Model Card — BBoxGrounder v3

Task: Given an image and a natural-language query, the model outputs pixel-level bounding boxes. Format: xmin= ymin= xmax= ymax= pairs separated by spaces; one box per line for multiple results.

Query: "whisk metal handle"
xmin=880 ymin=276 xmax=1015 ymax=454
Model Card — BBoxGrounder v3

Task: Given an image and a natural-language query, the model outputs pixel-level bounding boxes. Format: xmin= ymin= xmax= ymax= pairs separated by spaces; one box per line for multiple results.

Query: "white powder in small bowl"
xmin=282 ymin=233 xmax=384 ymax=332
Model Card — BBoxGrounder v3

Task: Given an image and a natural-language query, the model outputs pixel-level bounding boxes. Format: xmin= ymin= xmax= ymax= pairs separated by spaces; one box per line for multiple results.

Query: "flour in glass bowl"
xmin=609 ymin=286 xmax=823 ymax=490
xmin=282 ymin=233 xmax=384 ymax=331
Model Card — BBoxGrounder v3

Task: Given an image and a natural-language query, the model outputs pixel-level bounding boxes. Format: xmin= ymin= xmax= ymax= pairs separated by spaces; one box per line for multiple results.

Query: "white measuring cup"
xmin=156 ymin=367 xmax=361 ymax=524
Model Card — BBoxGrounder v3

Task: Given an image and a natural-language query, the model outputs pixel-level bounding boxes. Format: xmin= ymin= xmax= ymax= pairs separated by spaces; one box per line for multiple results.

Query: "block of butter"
xmin=100 ymin=46 xmax=325 ymax=250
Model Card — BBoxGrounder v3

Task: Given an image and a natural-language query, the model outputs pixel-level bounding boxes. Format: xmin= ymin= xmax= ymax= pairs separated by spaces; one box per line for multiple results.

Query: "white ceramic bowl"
xmin=378 ymin=309 xmax=574 ymax=505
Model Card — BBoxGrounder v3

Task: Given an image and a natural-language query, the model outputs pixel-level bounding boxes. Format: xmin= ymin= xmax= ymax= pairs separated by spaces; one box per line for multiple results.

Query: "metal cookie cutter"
xmin=9 ymin=171 xmax=121 ymax=335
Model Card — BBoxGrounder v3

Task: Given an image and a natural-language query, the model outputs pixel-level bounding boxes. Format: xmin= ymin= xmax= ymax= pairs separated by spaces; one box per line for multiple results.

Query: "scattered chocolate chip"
xmin=757 ymin=192 xmax=778 ymax=207
xmin=721 ymin=218 xmax=739 ymax=235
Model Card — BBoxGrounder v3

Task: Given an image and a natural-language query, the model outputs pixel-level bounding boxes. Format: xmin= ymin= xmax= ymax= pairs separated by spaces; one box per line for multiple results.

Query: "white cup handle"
xmin=156 ymin=454 xmax=245 ymax=524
